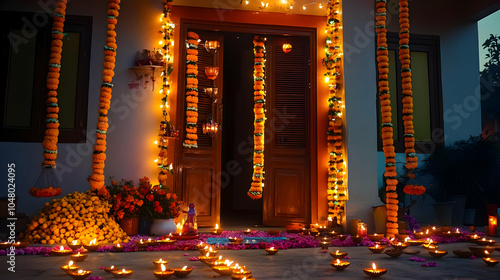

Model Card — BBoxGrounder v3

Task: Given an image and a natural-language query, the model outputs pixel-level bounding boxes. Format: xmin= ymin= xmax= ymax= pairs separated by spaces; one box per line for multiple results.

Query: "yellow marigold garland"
xmin=399 ymin=0 xmax=418 ymax=177
xmin=88 ymin=0 xmax=121 ymax=198
xmin=248 ymin=35 xmax=266 ymax=200
xmin=30 ymin=0 xmax=67 ymax=197
xmin=157 ymin=0 xmax=175 ymax=186
xmin=183 ymin=31 xmax=199 ymax=149
xmin=325 ymin=0 xmax=347 ymax=225
xmin=375 ymin=0 xmax=399 ymax=237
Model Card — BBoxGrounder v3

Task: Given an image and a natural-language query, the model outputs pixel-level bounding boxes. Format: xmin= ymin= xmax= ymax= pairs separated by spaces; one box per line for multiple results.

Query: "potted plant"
xmin=139 ymin=179 xmax=181 ymax=235
xmin=107 ymin=179 xmax=144 ymax=235
xmin=416 ymin=136 xmax=500 ymax=225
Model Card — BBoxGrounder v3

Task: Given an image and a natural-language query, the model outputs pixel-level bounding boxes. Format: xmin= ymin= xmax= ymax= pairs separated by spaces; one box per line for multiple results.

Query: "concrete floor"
xmin=1 ymin=236 xmax=499 ymax=280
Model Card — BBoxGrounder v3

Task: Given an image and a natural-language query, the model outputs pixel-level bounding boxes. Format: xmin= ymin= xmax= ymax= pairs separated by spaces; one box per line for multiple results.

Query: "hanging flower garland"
xmin=375 ymin=0 xmax=399 ymax=237
xmin=30 ymin=0 xmax=67 ymax=198
xmin=324 ymin=0 xmax=347 ymax=225
xmin=403 ymin=185 xmax=426 ymax=196
xmin=156 ymin=0 xmax=175 ymax=186
xmin=248 ymin=35 xmax=266 ymax=200
xmin=88 ymin=0 xmax=121 ymax=198
xmin=183 ymin=31 xmax=199 ymax=149
xmin=398 ymin=0 xmax=418 ymax=175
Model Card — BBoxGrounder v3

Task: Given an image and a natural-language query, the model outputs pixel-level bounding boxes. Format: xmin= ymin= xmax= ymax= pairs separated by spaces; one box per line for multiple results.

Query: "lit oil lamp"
xmin=415 ymin=229 xmax=431 ymax=239
xmin=330 ymin=250 xmax=348 ymax=259
xmin=368 ymin=233 xmax=384 ymax=242
xmin=407 ymin=239 xmax=425 ymax=246
xmin=228 ymin=237 xmax=243 ymax=244
xmin=157 ymin=237 xmax=176 ymax=245
xmin=134 ymin=239 xmax=148 ymax=249
xmin=320 ymin=240 xmax=330 ymax=250
xmin=212 ymin=265 xmax=233 ymax=276
xmin=0 ymin=242 xmax=11 ymax=249
xmin=52 ymin=245 xmax=73 ymax=256
xmin=330 ymin=230 xmax=338 ymax=238
xmin=363 ymin=263 xmax=387 ymax=278
xmin=483 ymin=257 xmax=499 ymax=266
xmin=231 ymin=268 xmax=252 ymax=279
xmin=199 ymin=245 xmax=212 ymax=255
xmin=469 ymin=247 xmax=495 ymax=257
xmin=113 ymin=243 xmax=124 ymax=252
xmin=172 ymin=266 xmax=193 ymax=278
xmin=369 ymin=244 xmax=386 ymax=254
xmin=331 ymin=258 xmax=350 ymax=270
xmin=104 ymin=265 xmax=119 ymax=273
xmin=61 ymin=260 xmax=79 ymax=273
xmin=207 ymin=246 xmax=218 ymax=257
xmin=154 ymin=263 xmax=175 ymax=279
xmin=83 ymin=238 xmax=99 ymax=252
xmin=243 ymin=228 xmax=252 ymax=234
xmin=12 ymin=241 xmax=29 ymax=249
xmin=213 ymin=224 xmax=223 ymax=235
xmin=206 ymin=256 xmax=225 ymax=267
xmin=475 ymin=238 xmax=496 ymax=246
xmin=336 ymin=234 xmax=348 ymax=242
xmin=68 ymin=269 xmax=92 ymax=280
xmin=198 ymin=252 xmax=217 ymax=264
xmin=265 ymin=246 xmax=279 ymax=255
xmin=68 ymin=240 xmax=81 ymax=250
xmin=153 ymin=258 xmax=169 ymax=270
xmin=111 ymin=268 xmax=133 ymax=278
xmin=70 ymin=251 xmax=88 ymax=262
xmin=391 ymin=241 xmax=409 ymax=251
xmin=467 ymin=234 xmax=480 ymax=242
xmin=147 ymin=238 xmax=158 ymax=246
xmin=428 ymin=249 xmax=448 ymax=258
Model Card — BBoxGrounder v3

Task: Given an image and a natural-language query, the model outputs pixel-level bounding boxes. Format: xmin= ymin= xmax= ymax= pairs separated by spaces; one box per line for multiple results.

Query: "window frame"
xmin=0 ymin=11 xmax=91 ymax=143
xmin=376 ymin=32 xmax=443 ymax=153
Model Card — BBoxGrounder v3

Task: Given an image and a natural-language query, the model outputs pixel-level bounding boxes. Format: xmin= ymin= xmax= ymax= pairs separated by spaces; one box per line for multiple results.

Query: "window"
xmin=377 ymin=33 xmax=443 ymax=153
xmin=0 ymin=11 xmax=91 ymax=143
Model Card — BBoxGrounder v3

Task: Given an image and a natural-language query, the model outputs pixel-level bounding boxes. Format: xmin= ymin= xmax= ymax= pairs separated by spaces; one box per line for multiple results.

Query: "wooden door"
xmin=176 ymin=29 xmax=223 ymax=227
xmin=263 ymin=36 xmax=311 ymax=226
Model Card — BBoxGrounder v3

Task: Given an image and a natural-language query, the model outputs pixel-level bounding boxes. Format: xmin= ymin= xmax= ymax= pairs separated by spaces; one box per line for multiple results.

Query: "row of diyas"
xmin=196 ymin=242 xmax=255 ymax=279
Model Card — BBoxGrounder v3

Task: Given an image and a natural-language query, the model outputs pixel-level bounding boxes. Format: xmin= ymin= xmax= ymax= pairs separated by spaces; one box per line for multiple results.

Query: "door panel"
xmin=176 ymin=28 xmax=223 ymax=227
xmin=264 ymin=36 xmax=311 ymax=226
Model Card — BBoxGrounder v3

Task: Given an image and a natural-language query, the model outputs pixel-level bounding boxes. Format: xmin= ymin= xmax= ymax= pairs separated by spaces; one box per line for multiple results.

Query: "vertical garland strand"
xmin=183 ymin=31 xmax=199 ymax=149
xmin=325 ymin=0 xmax=347 ymax=225
xmin=88 ymin=0 xmax=121 ymax=197
xmin=157 ymin=0 xmax=175 ymax=186
xmin=248 ymin=35 xmax=266 ymax=200
xmin=30 ymin=0 xmax=67 ymax=198
xmin=398 ymin=0 xmax=418 ymax=175
xmin=375 ymin=0 xmax=399 ymax=237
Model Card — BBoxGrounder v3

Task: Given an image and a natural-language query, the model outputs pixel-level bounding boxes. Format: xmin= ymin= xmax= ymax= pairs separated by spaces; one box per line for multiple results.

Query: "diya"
xmin=61 ymin=261 xmax=79 ymax=273
xmin=154 ymin=264 xmax=175 ymax=279
xmin=12 ymin=241 xmax=29 ymax=249
xmin=265 ymin=247 xmax=279 ymax=255
xmin=368 ymin=244 xmax=386 ymax=254
xmin=452 ymin=250 xmax=473 ymax=258
xmin=68 ymin=240 xmax=82 ymax=250
xmin=428 ymin=249 xmax=448 ymax=258
xmin=153 ymin=258 xmax=169 ymax=270
xmin=331 ymin=259 xmax=350 ymax=270
xmin=104 ymin=265 xmax=119 ymax=273
xmin=70 ymin=251 xmax=88 ymax=262
xmin=111 ymin=268 xmax=133 ymax=278
xmin=231 ymin=268 xmax=252 ymax=279
xmin=330 ymin=250 xmax=348 ymax=259
xmin=172 ymin=266 xmax=193 ymax=278
xmin=384 ymin=248 xmax=404 ymax=258
xmin=83 ymin=239 xmax=99 ymax=252
xmin=68 ymin=269 xmax=92 ymax=280
xmin=483 ymin=257 xmax=499 ymax=267
xmin=363 ymin=263 xmax=387 ymax=278
xmin=51 ymin=245 xmax=73 ymax=256
xmin=113 ymin=243 xmax=124 ymax=252
xmin=157 ymin=238 xmax=177 ymax=245
xmin=368 ymin=233 xmax=384 ymax=242
xmin=391 ymin=242 xmax=409 ymax=250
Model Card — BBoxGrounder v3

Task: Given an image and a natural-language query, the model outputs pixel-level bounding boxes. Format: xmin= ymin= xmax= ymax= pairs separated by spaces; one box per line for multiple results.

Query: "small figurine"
xmin=182 ymin=203 xmax=197 ymax=235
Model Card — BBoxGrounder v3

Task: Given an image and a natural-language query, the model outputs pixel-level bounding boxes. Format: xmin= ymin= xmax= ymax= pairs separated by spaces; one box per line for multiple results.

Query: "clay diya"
xmin=368 ymin=244 xmax=386 ymax=254
xmin=172 ymin=266 xmax=193 ymax=278
xmin=153 ymin=258 xmax=169 ymax=270
xmin=134 ymin=239 xmax=148 ymax=249
xmin=111 ymin=268 xmax=133 ymax=278
xmin=51 ymin=245 xmax=73 ymax=256
xmin=265 ymin=247 xmax=279 ymax=255
xmin=330 ymin=250 xmax=348 ymax=259
xmin=350 ymin=235 xmax=363 ymax=244
xmin=228 ymin=237 xmax=243 ymax=244
xmin=68 ymin=269 xmax=92 ymax=280
xmin=12 ymin=241 xmax=29 ymax=249
xmin=428 ymin=249 xmax=448 ymax=258
xmin=407 ymin=239 xmax=425 ymax=246
xmin=467 ymin=234 xmax=481 ymax=242
xmin=212 ymin=265 xmax=233 ymax=276
xmin=113 ymin=243 xmax=124 ymax=252
xmin=154 ymin=264 xmax=175 ymax=279
xmin=61 ymin=261 xmax=79 ymax=273
xmin=231 ymin=268 xmax=252 ymax=279
xmin=469 ymin=247 xmax=496 ymax=257
xmin=483 ymin=257 xmax=499 ymax=267
xmin=336 ymin=234 xmax=348 ymax=242
xmin=368 ymin=233 xmax=384 ymax=242
xmin=384 ymin=248 xmax=404 ymax=258
xmin=104 ymin=265 xmax=119 ymax=273
xmin=391 ymin=242 xmax=409 ymax=250
xmin=363 ymin=263 xmax=387 ymax=278
xmin=68 ymin=240 xmax=82 ymax=250
xmin=452 ymin=250 xmax=473 ymax=258
xmin=198 ymin=253 xmax=217 ymax=264
xmin=331 ymin=258 xmax=350 ymax=271
xmin=83 ymin=239 xmax=99 ymax=252
xmin=157 ymin=238 xmax=177 ymax=245
xmin=70 ymin=251 xmax=88 ymax=262
xmin=475 ymin=238 xmax=496 ymax=246
xmin=320 ymin=241 xmax=330 ymax=250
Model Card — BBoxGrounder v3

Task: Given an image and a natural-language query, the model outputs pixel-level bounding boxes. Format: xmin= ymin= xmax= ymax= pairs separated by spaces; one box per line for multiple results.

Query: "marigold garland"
xmin=248 ymin=35 xmax=266 ymax=200
xmin=403 ymin=185 xmax=425 ymax=196
xmin=325 ymin=0 xmax=347 ymax=225
xmin=30 ymin=0 xmax=67 ymax=197
xmin=156 ymin=0 xmax=175 ymax=186
xmin=88 ymin=0 xmax=121 ymax=198
xmin=375 ymin=0 xmax=399 ymax=237
xmin=183 ymin=31 xmax=199 ymax=149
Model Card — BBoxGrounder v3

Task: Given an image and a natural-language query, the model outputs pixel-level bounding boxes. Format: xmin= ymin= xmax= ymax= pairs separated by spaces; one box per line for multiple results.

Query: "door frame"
xmin=174 ymin=19 xmax=318 ymax=226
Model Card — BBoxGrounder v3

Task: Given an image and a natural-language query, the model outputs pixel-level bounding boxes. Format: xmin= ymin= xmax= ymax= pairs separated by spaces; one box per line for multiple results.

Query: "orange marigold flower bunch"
xmin=403 ymin=185 xmax=426 ymax=196
xmin=139 ymin=177 xmax=181 ymax=219
xmin=29 ymin=187 xmax=63 ymax=198
xmin=107 ymin=179 xmax=144 ymax=220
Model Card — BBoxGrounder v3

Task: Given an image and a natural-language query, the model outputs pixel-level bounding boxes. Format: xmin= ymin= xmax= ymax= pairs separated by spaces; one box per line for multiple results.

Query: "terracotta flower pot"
xmin=119 ymin=216 xmax=140 ymax=236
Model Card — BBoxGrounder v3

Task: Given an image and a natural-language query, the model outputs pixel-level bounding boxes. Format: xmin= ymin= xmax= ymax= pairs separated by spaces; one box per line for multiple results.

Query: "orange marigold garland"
xmin=375 ymin=0 xmax=399 ymax=237
xmin=325 ymin=0 xmax=347 ymax=225
xmin=30 ymin=0 xmax=67 ymax=198
xmin=248 ymin=35 xmax=266 ymax=200
xmin=156 ymin=0 xmax=175 ymax=186
xmin=403 ymin=185 xmax=425 ymax=196
xmin=183 ymin=31 xmax=199 ymax=149
xmin=88 ymin=0 xmax=121 ymax=197
xmin=399 ymin=0 xmax=418 ymax=179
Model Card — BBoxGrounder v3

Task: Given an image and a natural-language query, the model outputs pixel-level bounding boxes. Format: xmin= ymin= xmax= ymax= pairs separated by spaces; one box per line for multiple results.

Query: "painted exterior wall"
xmin=0 ymin=0 xmax=487 ymax=232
